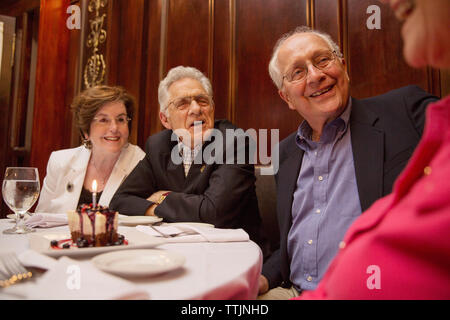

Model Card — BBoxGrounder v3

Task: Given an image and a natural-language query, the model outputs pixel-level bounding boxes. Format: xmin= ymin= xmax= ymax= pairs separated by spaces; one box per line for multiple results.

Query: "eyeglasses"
xmin=168 ymin=94 xmax=212 ymax=111
xmin=92 ymin=115 xmax=131 ymax=127
xmin=283 ymin=51 xmax=338 ymax=84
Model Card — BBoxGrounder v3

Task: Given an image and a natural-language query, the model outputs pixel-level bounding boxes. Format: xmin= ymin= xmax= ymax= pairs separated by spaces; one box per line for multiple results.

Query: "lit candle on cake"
xmin=92 ymin=179 xmax=98 ymax=208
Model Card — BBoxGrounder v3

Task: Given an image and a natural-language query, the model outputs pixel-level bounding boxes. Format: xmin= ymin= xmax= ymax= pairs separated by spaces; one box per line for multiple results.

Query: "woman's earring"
xmin=83 ymin=138 xmax=92 ymax=149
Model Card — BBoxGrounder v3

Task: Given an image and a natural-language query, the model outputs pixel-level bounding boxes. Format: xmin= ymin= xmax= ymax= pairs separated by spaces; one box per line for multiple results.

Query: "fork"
xmin=150 ymin=225 xmax=190 ymax=238
xmin=150 ymin=225 xmax=178 ymax=238
xmin=0 ymin=252 xmax=33 ymax=288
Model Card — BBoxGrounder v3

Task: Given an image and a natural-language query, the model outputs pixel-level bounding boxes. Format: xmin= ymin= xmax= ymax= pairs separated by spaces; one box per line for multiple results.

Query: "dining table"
xmin=0 ymin=217 xmax=263 ymax=300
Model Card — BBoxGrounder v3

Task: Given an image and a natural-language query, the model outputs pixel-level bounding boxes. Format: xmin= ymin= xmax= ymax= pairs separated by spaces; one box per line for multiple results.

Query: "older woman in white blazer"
xmin=35 ymin=86 xmax=145 ymax=213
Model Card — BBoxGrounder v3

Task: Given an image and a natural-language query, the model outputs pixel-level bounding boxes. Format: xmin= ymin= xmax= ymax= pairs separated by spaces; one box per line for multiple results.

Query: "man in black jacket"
xmin=110 ymin=66 xmax=266 ymax=253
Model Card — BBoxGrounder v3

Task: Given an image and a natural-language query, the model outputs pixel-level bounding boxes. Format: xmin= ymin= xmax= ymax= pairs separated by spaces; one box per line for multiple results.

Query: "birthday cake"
xmin=67 ymin=204 xmax=120 ymax=247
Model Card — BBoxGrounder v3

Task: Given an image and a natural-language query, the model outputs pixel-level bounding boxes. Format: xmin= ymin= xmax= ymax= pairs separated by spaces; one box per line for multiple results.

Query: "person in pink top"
xmin=297 ymin=0 xmax=450 ymax=300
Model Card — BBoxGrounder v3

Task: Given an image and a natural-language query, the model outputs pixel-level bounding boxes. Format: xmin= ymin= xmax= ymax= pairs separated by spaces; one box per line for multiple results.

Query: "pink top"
xmin=297 ymin=96 xmax=450 ymax=300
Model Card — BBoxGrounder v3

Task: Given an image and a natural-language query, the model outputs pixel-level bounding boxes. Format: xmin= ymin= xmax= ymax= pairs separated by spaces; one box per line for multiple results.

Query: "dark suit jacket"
xmin=262 ymin=85 xmax=439 ymax=290
xmin=110 ymin=119 xmax=266 ymax=251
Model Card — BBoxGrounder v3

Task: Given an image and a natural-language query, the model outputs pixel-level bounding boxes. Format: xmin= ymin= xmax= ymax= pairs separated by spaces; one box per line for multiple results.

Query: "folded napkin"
xmin=18 ymin=249 xmax=58 ymax=270
xmin=136 ymin=224 xmax=249 ymax=243
xmin=25 ymin=213 xmax=68 ymax=228
xmin=4 ymin=256 xmax=149 ymax=300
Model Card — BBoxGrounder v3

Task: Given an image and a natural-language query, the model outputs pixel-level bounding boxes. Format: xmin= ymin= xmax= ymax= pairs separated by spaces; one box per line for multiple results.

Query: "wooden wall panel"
xmin=29 ymin=0 xmax=71 ymax=186
xmin=442 ymin=70 xmax=450 ymax=97
xmin=211 ymin=0 xmax=230 ymax=120
xmin=140 ymin=0 xmax=163 ymax=144
xmin=165 ymin=0 xmax=210 ymax=74
xmin=10 ymin=13 xmax=32 ymax=155
xmin=0 ymin=0 xmax=40 ymax=17
xmin=234 ymin=0 xmax=306 ymax=140
xmin=66 ymin=0 xmax=82 ymax=149
xmin=0 ymin=15 xmax=16 ymax=217
xmin=346 ymin=0 xmax=435 ymax=98
xmin=111 ymin=0 xmax=145 ymax=144
xmin=105 ymin=0 xmax=119 ymax=86
xmin=314 ymin=0 xmax=339 ymax=47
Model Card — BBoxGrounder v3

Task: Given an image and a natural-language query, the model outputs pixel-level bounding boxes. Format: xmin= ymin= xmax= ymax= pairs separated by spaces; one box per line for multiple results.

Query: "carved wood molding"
xmin=83 ymin=0 xmax=107 ymax=88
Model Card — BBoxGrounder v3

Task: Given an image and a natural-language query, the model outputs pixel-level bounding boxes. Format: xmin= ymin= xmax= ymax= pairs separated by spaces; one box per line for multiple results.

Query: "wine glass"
xmin=2 ymin=167 xmax=40 ymax=234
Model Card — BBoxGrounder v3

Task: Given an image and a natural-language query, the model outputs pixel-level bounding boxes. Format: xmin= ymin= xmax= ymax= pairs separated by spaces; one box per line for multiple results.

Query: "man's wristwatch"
xmin=157 ymin=192 xmax=171 ymax=205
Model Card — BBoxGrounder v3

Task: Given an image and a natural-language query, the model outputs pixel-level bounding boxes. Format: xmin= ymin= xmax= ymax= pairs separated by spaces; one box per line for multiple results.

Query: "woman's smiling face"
xmin=87 ymin=101 xmax=130 ymax=154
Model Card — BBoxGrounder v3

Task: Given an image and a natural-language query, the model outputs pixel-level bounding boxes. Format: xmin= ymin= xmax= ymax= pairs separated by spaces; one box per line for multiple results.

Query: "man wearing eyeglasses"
xmin=110 ymin=66 xmax=267 ymax=254
xmin=258 ymin=26 xmax=438 ymax=299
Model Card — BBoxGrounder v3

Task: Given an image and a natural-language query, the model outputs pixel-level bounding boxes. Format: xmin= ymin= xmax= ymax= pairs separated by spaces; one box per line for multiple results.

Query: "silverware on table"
xmin=150 ymin=225 xmax=190 ymax=238
xmin=150 ymin=225 xmax=177 ymax=238
xmin=0 ymin=252 xmax=33 ymax=288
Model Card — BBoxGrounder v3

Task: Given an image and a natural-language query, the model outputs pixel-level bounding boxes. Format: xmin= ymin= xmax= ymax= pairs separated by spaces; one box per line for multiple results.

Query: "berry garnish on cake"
xmin=66 ymin=203 xmax=123 ymax=247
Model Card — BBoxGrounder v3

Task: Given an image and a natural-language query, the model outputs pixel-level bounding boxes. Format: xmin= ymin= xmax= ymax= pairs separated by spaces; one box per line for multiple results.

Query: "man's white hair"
xmin=268 ymin=26 xmax=343 ymax=90
xmin=158 ymin=66 xmax=213 ymax=115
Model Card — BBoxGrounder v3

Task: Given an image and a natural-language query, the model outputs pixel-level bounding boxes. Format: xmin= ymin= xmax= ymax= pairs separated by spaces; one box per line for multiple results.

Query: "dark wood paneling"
xmin=11 ymin=13 xmax=32 ymax=152
xmin=0 ymin=0 xmax=40 ymax=17
xmin=115 ymin=0 xmax=145 ymax=145
xmin=211 ymin=0 xmax=231 ymax=120
xmin=104 ymin=0 xmax=146 ymax=145
xmin=314 ymin=0 xmax=339 ymax=46
xmin=140 ymin=0 xmax=163 ymax=144
xmin=428 ymin=67 xmax=441 ymax=97
xmin=0 ymin=15 xmax=16 ymax=217
xmin=234 ymin=0 xmax=305 ymax=141
xmin=165 ymin=0 xmax=210 ymax=73
xmin=442 ymin=70 xmax=450 ymax=97
xmin=29 ymin=0 xmax=71 ymax=184
xmin=66 ymin=1 xmax=82 ymax=148
xmin=105 ymin=0 xmax=119 ymax=85
xmin=347 ymin=0 xmax=434 ymax=98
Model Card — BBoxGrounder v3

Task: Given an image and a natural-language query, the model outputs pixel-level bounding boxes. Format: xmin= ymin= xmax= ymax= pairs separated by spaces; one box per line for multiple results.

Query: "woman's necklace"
xmin=91 ymin=158 xmax=111 ymax=188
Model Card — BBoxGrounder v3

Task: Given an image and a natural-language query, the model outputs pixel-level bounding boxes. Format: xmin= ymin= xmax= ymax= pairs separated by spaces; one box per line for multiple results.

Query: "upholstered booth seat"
xmin=255 ymin=166 xmax=279 ymax=256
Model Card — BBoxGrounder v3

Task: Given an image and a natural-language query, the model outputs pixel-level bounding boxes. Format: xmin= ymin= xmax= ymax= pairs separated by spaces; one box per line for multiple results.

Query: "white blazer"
xmin=35 ymin=144 xmax=145 ymax=213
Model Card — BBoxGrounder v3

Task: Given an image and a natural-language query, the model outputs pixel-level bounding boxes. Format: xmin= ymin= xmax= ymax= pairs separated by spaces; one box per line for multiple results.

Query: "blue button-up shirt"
xmin=288 ymin=101 xmax=362 ymax=291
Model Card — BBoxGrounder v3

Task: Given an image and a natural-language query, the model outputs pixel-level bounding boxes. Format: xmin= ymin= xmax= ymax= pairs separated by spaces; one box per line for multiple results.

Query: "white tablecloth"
xmin=0 ymin=219 xmax=262 ymax=300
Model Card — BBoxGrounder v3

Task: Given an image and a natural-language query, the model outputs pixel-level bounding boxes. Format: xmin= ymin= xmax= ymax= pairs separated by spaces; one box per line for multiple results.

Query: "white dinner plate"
xmin=119 ymin=215 xmax=163 ymax=226
xmin=92 ymin=249 xmax=185 ymax=277
xmin=28 ymin=228 xmax=165 ymax=258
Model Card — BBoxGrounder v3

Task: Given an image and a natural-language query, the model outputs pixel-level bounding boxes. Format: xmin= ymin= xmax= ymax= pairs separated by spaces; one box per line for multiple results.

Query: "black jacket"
xmin=110 ymin=119 xmax=266 ymax=252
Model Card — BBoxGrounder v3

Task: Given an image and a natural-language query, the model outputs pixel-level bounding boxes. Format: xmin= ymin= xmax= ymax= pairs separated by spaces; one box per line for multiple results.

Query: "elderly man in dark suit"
xmin=110 ymin=66 xmax=266 ymax=253
xmin=258 ymin=26 xmax=438 ymax=299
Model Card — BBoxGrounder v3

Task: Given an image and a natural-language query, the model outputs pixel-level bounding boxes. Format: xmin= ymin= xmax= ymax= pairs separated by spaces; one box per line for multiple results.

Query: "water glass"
xmin=2 ymin=167 xmax=40 ymax=234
